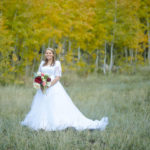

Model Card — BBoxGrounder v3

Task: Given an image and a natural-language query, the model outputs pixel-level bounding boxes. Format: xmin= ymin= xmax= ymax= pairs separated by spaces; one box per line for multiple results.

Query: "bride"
xmin=21 ymin=48 xmax=108 ymax=131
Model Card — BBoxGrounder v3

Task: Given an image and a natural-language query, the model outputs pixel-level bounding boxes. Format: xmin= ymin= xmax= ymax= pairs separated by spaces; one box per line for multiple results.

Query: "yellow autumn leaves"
xmin=0 ymin=0 xmax=150 ymax=84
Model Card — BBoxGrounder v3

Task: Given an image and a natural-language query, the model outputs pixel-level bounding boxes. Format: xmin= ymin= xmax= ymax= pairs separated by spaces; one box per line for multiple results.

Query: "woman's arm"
xmin=50 ymin=76 xmax=60 ymax=87
xmin=50 ymin=60 xmax=61 ymax=87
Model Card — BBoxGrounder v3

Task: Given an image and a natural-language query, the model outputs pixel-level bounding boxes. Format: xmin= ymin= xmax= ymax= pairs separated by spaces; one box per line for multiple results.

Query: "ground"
xmin=0 ymin=67 xmax=150 ymax=150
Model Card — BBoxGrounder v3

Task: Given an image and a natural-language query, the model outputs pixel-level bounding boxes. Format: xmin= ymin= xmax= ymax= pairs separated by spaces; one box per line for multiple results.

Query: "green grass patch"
xmin=0 ymin=70 xmax=150 ymax=150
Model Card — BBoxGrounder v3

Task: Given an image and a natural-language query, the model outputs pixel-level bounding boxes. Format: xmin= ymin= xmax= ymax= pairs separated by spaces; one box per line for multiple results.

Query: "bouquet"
xmin=33 ymin=72 xmax=51 ymax=94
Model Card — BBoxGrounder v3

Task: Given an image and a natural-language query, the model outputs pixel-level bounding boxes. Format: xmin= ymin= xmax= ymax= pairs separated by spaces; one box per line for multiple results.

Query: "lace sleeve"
xmin=54 ymin=61 xmax=62 ymax=77
xmin=37 ymin=60 xmax=44 ymax=72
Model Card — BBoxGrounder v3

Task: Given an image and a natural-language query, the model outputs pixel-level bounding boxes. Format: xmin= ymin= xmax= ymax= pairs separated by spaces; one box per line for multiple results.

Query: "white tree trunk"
xmin=31 ymin=57 xmax=36 ymax=76
xmin=129 ymin=48 xmax=133 ymax=64
xmin=62 ymin=39 xmax=66 ymax=54
xmin=95 ymin=49 xmax=99 ymax=71
xmin=135 ymin=48 xmax=138 ymax=64
xmin=144 ymin=48 xmax=146 ymax=62
xmin=41 ymin=44 xmax=45 ymax=61
xmin=78 ymin=46 xmax=81 ymax=61
xmin=69 ymin=40 xmax=71 ymax=51
xmin=147 ymin=18 xmax=150 ymax=64
xmin=124 ymin=47 xmax=128 ymax=63
xmin=24 ymin=46 xmax=29 ymax=79
xmin=109 ymin=41 xmax=114 ymax=72
xmin=25 ymin=64 xmax=29 ymax=79
xmin=103 ymin=41 xmax=107 ymax=74
xmin=109 ymin=0 xmax=117 ymax=72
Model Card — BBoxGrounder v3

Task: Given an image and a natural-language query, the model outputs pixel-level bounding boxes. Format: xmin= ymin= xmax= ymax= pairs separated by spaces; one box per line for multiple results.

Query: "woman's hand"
xmin=50 ymin=76 xmax=60 ymax=87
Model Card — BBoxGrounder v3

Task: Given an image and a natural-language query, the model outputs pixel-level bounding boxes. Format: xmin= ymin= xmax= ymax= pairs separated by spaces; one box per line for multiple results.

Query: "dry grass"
xmin=0 ymin=70 xmax=150 ymax=150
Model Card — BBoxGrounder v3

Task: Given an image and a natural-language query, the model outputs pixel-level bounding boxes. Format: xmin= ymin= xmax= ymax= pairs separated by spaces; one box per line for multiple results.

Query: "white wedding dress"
xmin=21 ymin=60 xmax=108 ymax=131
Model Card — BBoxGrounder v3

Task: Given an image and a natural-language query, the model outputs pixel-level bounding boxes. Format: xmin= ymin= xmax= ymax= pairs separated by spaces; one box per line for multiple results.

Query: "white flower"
xmin=37 ymin=72 xmax=41 ymax=76
xmin=33 ymin=82 xmax=40 ymax=89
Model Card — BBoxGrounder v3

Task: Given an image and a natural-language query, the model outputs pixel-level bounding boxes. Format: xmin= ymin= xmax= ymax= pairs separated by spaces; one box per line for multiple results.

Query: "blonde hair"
xmin=43 ymin=47 xmax=56 ymax=66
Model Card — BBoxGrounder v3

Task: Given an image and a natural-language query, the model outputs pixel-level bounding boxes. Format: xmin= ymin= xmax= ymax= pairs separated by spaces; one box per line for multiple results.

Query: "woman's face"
xmin=45 ymin=50 xmax=54 ymax=60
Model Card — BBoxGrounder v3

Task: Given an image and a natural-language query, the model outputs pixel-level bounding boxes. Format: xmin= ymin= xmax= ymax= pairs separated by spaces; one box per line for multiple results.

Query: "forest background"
xmin=0 ymin=0 xmax=150 ymax=84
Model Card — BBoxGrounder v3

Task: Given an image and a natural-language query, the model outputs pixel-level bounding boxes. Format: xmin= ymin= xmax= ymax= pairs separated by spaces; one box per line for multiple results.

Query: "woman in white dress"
xmin=21 ymin=48 xmax=108 ymax=131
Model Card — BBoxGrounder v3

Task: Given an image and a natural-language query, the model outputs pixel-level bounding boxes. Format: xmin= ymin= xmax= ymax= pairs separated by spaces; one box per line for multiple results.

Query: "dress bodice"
xmin=38 ymin=60 xmax=62 ymax=79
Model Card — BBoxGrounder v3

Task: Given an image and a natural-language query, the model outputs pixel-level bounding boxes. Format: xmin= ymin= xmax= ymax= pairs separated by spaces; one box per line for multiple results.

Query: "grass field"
xmin=0 ymin=68 xmax=150 ymax=150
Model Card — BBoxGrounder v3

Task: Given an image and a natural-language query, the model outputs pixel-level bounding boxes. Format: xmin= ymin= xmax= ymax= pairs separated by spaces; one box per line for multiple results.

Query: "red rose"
xmin=35 ymin=76 xmax=42 ymax=84
xmin=47 ymin=77 xmax=51 ymax=82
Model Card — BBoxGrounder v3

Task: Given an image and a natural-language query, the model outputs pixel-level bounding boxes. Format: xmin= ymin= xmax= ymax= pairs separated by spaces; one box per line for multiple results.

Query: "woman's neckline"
xmin=42 ymin=60 xmax=58 ymax=67
xmin=44 ymin=64 xmax=54 ymax=67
